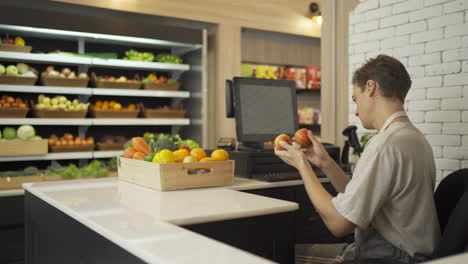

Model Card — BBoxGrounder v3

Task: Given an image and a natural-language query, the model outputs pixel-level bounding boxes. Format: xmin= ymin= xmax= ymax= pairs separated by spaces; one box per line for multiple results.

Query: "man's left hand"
xmin=274 ymin=141 xmax=309 ymax=169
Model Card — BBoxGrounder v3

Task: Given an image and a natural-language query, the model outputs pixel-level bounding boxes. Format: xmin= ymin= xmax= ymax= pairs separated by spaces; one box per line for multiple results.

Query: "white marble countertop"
xmin=23 ymin=178 xmax=300 ymax=264
xmin=1 ymin=176 xmax=330 ymax=197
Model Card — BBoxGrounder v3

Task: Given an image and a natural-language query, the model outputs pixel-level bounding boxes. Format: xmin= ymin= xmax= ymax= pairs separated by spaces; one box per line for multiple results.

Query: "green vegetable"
xmin=108 ymin=157 xmax=118 ymax=171
xmin=17 ymin=125 xmax=35 ymax=140
xmin=23 ymin=166 xmax=39 ymax=176
xmin=144 ymin=153 xmax=156 ymax=162
xmin=58 ymin=164 xmax=80 ymax=179
xmin=2 ymin=127 xmax=17 ymax=140
xmin=151 ymin=138 xmax=177 ymax=153
xmin=177 ymin=139 xmax=200 ymax=150
xmin=95 ymin=168 xmax=109 ymax=178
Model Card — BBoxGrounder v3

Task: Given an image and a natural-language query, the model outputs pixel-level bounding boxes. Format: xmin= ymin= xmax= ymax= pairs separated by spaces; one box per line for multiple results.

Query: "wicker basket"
xmin=0 ymin=44 xmax=32 ymax=53
xmin=90 ymin=109 xmax=139 ymax=118
xmin=41 ymin=74 xmax=89 ymax=87
xmin=91 ymin=72 xmax=141 ymax=89
xmin=142 ymin=108 xmax=186 ymax=118
xmin=49 ymin=144 xmax=95 ymax=153
xmin=96 ymin=142 xmax=124 ymax=151
xmin=143 ymin=82 xmax=180 ymax=91
xmin=0 ymin=75 xmax=38 ymax=85
xmin=32 ymin=108 xmax=88 ymax=118
xmin=0 ymin=107 xmax=29 ymax=118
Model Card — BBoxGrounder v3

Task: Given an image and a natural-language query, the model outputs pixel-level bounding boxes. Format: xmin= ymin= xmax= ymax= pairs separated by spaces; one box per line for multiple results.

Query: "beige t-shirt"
xmin=332 ymin=120 xmax=441 ymax=261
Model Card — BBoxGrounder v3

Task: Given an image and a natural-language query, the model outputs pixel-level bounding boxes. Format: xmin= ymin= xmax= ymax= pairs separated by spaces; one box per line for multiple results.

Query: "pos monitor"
xmin=226 ymin=77 xmax=298 ymax=150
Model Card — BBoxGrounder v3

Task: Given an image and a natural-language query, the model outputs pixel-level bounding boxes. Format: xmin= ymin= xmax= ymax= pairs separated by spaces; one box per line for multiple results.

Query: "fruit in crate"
xmin=43 ymin=66 xmax=87 ymax=79
xmin=99 ymin=136 xmax=128 ymax=145
xmin=48 ymin=134 xmax=94 ymax=147
xmin=142 ymin=73 xmax=176 ymax=84
xmin=97 ymin=75 xmax=139 ymax=83
xmin=122 ymin=49 xmax=154 ymax=62
xmin=210 ymin=149 xmax=229 ymax=161
xmin=2 ymin=37 xmax=14 ymax=45
xmin=122 ymin=137 xmax=150 ymax=160
xmin=0 ymin=64 xmax=37 ymax=77
xmin=14 ymin=36 xmax=25 ymax=46
xmin=155 ymin=53 xmax=183 ymax=64
xmin=0 ymin=96 xmax=27 ymax=108
xmin=35 ymin=95 xmax=89 ymax=111
xmin=92 ymin=101 xmax=136 ymax=111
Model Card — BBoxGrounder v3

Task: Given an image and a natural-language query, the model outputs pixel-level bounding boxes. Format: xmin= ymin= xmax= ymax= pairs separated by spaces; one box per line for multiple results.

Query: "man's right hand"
xmin=299 ymin=130 xmax=333 ymax=169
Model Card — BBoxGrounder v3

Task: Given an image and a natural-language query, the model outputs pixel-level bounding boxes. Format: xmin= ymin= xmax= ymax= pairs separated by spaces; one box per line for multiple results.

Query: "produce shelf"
xmin=0 ymin=85 xmax=190 ymax=98
xmin=0 ymin=150 xmax=123 ymax=162
xmin=0 ymin=118 xmax=93 ymax=125
xmin=0 ymin=51 xmax=92 ymax=65
xmin=92 ymin=118 xmax=190 ymax=126
xmin=91 ymin=58 xmax=190 ymax=71
xmin=0 ymin=85 xmax=92 ymax=95
xmin=0 ymin=52 xmax=191 ymax=72
xmin=0 ymin=118 xmax=190 ymax=126
xmin=0 ymin=24 xmax=201 ymax=50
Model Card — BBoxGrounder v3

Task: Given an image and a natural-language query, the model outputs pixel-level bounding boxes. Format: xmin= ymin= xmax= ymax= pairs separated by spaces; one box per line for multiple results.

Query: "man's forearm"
xmin=321 ymin=159 xmax=351 ymax=193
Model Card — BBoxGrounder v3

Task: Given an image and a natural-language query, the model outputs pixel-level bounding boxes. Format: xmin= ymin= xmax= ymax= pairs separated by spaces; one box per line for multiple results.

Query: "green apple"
xmin=51 ymin=98 xmax=59 ymax=105
xmin=182 ymin=156 xmax=197 ymax=163
xmin=72 ymin=99 xmax=79 ymax=106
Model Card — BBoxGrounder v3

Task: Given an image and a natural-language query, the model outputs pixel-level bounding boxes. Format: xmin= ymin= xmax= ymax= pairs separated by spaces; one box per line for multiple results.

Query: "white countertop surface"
xmin=23 ymin=177 xmax=301 ymax=264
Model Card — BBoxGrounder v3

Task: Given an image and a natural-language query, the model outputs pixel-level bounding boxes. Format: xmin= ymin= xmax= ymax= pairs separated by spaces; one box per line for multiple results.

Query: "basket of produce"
xmin=122 ymin=49 xmax=154 ymax=62
xmin=0 ymin=63 xmax=39 ymax=85
xmin=0 ymin=96 xmax=29 ymax=118
xmin=118 ymin=137 xmax=233 ymax=191
xmin=0 ymin=36 xmax=31 ymax=53
xmin=0 ymin=167 xmax=42 ymax=190
xmin=40 ymin=66 xmax=89 ymax=87
xmin=141 ymin=105 xmax=186 ymax=118
xmin=48 ymin=133 xmax=95 ymax=152
xmin=32 ymin=95 xmax=89 ymax=118
xmin=43 ymin=160 xmax=111 ymax=181
xmin=96 ymin=136 xmax=128 ymax=150
xmin=90 ymin=100 xmax=139 ymax=118
xmin=91 ymin=72 xmax=141 ymax=89
xmin=0 ymin=126 xmax=47 ymax=156
xmin=142 ymin=74 xmax=180 ymax=90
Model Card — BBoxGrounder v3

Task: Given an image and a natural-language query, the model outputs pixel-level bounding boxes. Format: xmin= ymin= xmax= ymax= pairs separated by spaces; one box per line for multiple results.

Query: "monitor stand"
xmin=238 ymin=141 xmax=272 ymax=152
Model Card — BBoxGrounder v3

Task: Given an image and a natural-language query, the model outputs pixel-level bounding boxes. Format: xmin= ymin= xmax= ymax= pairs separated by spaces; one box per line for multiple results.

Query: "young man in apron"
xmin=275 ymin=55 xmax=440 ymax=263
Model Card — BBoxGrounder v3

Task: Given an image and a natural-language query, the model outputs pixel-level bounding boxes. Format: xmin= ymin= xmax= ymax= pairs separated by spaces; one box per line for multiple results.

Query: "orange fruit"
xmin=211 ymin=149 xmax=229 ymax=161
xmin=113 ymin=103 xmax=122 ymax=110
xmin=190 ymin=148 xmax=206 ymax=161
xmin=173 ymin=149 xmax=189 ymax=163
xmin=199 ymin=157 xmax=212 ymax=162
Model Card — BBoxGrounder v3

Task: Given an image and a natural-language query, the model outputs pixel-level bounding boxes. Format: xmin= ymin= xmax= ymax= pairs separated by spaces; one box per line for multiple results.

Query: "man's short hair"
xmin=352 ymin=54 xmax=411 ymax=102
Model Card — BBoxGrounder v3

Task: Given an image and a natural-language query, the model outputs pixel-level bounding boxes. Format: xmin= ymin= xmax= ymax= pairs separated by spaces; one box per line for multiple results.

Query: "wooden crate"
xmin=118 ymin=157 xmax=234 ymax=191
xmin=32 ymin=108 xmax=87 ymax=118
xmin=0 ymin=139 xmax=48 ymax=156
xmin=0 ymin=175 xmax=43 ymax=190
xmin=143 ymin=82 xmax=180 ymax=91
xmin=0 ymin=107 xmax=29 ymax=118
xmin=90 ymin=109 xmax=139 ymax=118
xmin=142 ymin=108 xmax=186 ymax=118
xmin=0 ymin=75 xmax=38 ymax=85
xmin=0 ymin=44 xmax=32 ymax=53
xmin=41 ymin=75 xmax=89 ymax=87
xmin=49 ymin=145 xmax=95 ymax=153
xmin=96 ymin=142 xmax=124 ymax=151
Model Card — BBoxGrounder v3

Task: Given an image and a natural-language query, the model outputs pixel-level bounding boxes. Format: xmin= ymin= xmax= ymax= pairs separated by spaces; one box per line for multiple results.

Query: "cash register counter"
xmin=22 ymin=177 xmax=332 ymax=264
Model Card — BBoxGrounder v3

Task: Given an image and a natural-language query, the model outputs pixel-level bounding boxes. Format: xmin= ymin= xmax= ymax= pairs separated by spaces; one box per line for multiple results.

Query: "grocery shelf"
xmin=0 ymin=118 xmax=93 ymax=126
xmin=0 ymin=118 xmax=190 ymax=126
xmin=92 ymin=118 xmax=190 ymax=126
xmin=0 ymin=24 xmax=202 ymax=50
xmin=93 ymin=150 xmax=123 ymax=159
xmin=0 ymin=51 xmax=92 ymax=65
xmin=91 ymin=87 xmax=190 ymax=98
xmin=91 ymin=58 xmax=190 ymax=71
xmin=0 ymin=85 xmax=93 ymax=95
xmin=0 ymin=85 xmax=190 ymax=98
xmin=0 ymin=52 xmax=191 ymax=72
xmin=0 ymin=151 xmax=93 ymax=162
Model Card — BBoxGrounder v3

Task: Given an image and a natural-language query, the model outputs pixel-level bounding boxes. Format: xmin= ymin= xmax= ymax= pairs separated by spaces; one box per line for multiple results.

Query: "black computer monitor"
xmin=229 ymin=77 xmax=298 ymax=150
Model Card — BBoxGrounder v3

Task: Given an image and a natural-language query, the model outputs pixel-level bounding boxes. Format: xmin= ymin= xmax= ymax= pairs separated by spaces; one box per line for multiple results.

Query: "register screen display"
xmin=239 ymin=84 xmax=296 ymax=135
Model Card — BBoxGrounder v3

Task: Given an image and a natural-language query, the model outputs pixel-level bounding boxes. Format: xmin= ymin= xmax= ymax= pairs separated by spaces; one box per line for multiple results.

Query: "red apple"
xmin=294 ymin=128 xmax=312 ymax=147
xmin=178 ymin=145 xmax=191 ymax=152
xmin=274 ymin=134 xmax=292 ymax=151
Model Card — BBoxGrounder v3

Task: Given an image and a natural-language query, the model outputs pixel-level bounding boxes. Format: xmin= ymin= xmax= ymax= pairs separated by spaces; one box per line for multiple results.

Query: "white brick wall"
xmin=350 ymin=0 xmax=468 ymax=185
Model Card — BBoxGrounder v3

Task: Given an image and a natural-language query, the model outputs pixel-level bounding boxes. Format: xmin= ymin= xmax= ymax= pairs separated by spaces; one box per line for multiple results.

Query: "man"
xmin=275 ymin=55 xmax=440 ymax=263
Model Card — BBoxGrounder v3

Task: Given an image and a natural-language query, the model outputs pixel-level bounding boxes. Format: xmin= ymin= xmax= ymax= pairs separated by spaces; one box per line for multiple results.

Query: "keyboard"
xmin=251 ymin=167 xmax=327 ymax=182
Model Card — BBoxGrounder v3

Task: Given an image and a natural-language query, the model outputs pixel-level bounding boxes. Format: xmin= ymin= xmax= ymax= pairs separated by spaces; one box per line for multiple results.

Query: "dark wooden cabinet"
xmin=0 ymin=195 xmax=25 ymax=264
xmin=244 ymin=183 xmax=348 ymax=245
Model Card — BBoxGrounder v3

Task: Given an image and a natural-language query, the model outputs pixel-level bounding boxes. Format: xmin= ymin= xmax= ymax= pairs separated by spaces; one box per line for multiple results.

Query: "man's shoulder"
xmin=367 ymin=123 xmax=427 ymax=154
